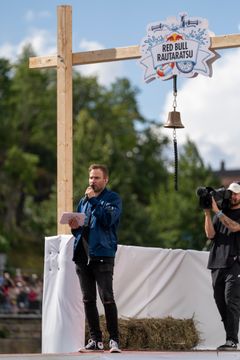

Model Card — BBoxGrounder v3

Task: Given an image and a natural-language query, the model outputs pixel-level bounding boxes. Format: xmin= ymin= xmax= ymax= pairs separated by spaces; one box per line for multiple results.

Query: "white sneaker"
xmin=109 ymin=339 xmax=121 ymax=353
xmin=217 ymin=340 xmax=237 ymax=351
xmin=78 ymin=339 xmax=104 ymax=352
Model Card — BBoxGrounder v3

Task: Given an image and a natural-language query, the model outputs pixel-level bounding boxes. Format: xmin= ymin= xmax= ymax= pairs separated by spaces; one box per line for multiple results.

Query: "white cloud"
xmin=0 ymin=43 xmax=16 ymax=60
xmin=0 ymin=29 xmax=56 ymax=61
xmin=79 ymin=39 xmax=103 ymax=51
xmin=0 ymin=34 xmax=124 ymax=88
xmin=25 ymin=10 xmax=35 ymax=22
xmin=23 ymin=29 xmax=56 ymax=55
xmin=75 ymin=39 xmax=125 ymax=86
xmin=160 ymin=49 xmax=240 ymax=170
xmin=25 ymin=10 xmax=51 ymax=22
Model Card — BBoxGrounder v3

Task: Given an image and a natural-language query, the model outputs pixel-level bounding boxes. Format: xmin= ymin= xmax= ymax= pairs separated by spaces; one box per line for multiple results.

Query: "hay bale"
xmin=85 ymin=316 xmax=200 ymax=350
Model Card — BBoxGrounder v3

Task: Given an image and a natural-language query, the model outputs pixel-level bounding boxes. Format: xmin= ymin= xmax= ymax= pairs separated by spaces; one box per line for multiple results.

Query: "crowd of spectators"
xmin=0 ymin=270 xmax=43 ymax=314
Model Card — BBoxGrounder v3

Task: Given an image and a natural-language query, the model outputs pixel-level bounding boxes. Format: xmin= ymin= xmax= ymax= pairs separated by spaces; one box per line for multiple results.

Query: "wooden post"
xmin=57 ymin=5 xmax=72 ymax=234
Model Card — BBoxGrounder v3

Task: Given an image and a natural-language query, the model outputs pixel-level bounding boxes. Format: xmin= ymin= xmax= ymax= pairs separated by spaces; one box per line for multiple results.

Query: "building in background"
xmin=214 ymin=161 xmax=240 ymax=187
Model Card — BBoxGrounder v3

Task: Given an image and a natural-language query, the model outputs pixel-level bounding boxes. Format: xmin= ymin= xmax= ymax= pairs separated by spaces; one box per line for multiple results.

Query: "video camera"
xmin=196 ymin=186 xmax=231 ymax=210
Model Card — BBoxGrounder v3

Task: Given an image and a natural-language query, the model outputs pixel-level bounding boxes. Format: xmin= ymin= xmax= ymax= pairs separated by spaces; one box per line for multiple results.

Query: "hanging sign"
xmin=139 ymin=13 xmax=219 ymax=82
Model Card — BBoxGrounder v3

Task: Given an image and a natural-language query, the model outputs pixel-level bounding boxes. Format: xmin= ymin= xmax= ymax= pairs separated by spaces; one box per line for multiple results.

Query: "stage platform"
xmin=0 ymin=351 xmax=240 ymax=360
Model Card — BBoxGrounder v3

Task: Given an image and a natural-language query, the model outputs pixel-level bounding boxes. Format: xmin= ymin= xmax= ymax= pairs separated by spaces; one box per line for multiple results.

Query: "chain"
xmin=173 ymin=92 xmax=177 ymax=111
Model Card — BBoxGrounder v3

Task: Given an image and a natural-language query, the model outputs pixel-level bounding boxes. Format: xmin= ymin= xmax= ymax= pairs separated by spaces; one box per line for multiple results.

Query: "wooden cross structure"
xmin=29 ymin=5 xmax=240 ymax=234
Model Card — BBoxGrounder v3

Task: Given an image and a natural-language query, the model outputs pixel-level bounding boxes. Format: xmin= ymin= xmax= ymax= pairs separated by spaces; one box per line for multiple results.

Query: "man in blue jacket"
xmin=68 ymin=164 xmax=122 ymax=353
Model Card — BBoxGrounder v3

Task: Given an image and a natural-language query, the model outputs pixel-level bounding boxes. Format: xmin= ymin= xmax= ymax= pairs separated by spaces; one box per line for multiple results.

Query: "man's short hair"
xmin=89 ymin=164 xmax=109 ymax=178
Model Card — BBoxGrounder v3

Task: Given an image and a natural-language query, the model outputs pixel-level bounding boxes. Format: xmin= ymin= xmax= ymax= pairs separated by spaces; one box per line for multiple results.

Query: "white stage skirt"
xmin=42 ymin=235 xmax=224 ymax=353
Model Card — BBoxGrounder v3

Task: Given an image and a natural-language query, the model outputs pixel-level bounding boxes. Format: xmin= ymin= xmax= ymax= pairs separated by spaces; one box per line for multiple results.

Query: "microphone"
xmin=83 ymin=185 xmax=94 ymax=204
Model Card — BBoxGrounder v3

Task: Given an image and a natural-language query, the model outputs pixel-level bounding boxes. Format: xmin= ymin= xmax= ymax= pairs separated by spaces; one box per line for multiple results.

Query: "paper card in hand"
xmin=60 ymin=212 xmax=86 ymax=225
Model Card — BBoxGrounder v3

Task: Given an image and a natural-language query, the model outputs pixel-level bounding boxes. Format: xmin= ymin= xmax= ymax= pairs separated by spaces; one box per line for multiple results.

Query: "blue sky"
xmin=1 ymin=0 xmax=240 ymax=170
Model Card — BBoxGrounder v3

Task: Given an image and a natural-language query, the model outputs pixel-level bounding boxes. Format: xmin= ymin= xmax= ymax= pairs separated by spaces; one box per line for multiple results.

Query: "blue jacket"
xmin=72 ymin=188 xmax=122 ymax=260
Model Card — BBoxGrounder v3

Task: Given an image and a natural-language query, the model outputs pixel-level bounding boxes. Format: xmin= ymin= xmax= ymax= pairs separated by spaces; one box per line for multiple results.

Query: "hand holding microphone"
xmin=83 ymin=185 xmax=95 ymax=204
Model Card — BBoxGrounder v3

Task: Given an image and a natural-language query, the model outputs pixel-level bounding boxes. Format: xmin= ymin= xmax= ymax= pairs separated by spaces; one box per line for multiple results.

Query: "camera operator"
xmin=204 ymin=182 xmax=240 ymax=351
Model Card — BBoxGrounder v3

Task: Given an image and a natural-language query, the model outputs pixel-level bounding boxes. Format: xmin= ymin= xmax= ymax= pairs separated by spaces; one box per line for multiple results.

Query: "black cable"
xmin=173 ymin=131 xmax=178 ymax=191
xmin=173 ymin=75 xmax=177 ymax=95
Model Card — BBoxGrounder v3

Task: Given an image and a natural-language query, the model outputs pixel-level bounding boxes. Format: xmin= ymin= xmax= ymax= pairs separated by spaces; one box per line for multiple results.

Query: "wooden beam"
xmin=29 ymin=45 xmax=140 ymax=69
xmin=72 ymin=45 xmax=140 ymax=65
xmin=57 ymin=5 xmax=73 ymax=235
xmin=211 ymin=33 xmax=240 ymax=49
xmin=29 ymin=33 xmax=240 ymax=69
xmin=29 ymin=54 xmax=56 ymax=69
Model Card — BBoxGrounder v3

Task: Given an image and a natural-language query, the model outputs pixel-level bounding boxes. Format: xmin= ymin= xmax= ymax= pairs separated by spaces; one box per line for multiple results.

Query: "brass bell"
xmin=164 ymin=110 xmax=184 ymax=129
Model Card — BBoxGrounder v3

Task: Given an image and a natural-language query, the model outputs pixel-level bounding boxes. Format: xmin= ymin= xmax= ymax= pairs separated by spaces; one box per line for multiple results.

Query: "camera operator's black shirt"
xmin=207 ymin=208 xmax=240 ymax=269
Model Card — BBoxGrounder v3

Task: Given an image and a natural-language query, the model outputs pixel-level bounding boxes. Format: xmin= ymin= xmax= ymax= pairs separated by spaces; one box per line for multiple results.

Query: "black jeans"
xmin=76 ymin=260 xmax=119 ymax=343
xmin=211 ymin=261 xmax=240 ymax=344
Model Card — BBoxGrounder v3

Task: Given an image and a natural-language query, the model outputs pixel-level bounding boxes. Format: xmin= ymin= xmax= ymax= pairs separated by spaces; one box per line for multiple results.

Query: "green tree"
xmin=149 ymin=139 xmax=220 ymax=249
xmin=0 ymin=58 xmax=12 ymax=150
xmin=0 ymin=47 xmax=222 ymax=271
xmin=0 ymin=46 xmax=57 ymax=268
